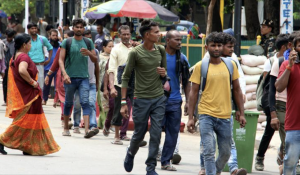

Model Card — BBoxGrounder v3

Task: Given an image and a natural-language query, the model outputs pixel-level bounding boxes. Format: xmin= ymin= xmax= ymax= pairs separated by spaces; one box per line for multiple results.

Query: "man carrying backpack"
xmin=187 ymin=32 xmax=246 ymax=175
xmin=59 ymin=18 xmax=98 ymax=138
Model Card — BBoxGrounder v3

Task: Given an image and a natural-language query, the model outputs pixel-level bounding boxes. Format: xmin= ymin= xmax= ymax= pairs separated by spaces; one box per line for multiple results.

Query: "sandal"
xmin=62 ymin=130 xmax=71 ymax=136
xmin=121 ymin=136 xmax=131 ymax=141
xmin=199 ymin=169 xmax=205 ymax=175
xmin=103 ymin=127 xmax=110 ymax=137
xmin=111 ymin=140 xmax=123 ymax=145
xmin=277 ymin=148 xmax=284 ymax=165
xmin=161 ymin=164 xmax=177 ymax=171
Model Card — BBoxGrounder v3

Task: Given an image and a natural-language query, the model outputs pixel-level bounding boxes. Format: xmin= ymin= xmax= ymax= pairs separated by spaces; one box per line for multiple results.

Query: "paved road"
xmin=0 ymin=86 xmax=281 ymax=174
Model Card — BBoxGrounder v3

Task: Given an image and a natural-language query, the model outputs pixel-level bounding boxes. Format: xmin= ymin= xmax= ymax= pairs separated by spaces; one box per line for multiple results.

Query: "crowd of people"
xmin=0 ymin=16 xmax=299 ymax=175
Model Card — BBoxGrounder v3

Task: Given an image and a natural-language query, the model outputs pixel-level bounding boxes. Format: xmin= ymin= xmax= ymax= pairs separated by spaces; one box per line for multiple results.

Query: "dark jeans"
xmin=257 ymin=107 xmax=275 ymax=157
xmin=43 ymin=70 xmax=57 ymax=102
xmin=129 ymin=95 xmax=166 ymax=172
xmin=111 ymin=86 xmax=133 ymax=126
xmin=161 ymin=100 xmax=182 ymax=166
xmin=2 ymin=68 xmax=8 ymax=103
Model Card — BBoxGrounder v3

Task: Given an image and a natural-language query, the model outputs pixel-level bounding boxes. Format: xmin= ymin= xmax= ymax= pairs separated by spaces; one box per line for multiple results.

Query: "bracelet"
xmin=29 ymin=79 xmax=35 ymax=85
xmin=121 ymin=100 xmax=127 ymax=105
xmin=46 ymin=74 xmax=51 ymax=77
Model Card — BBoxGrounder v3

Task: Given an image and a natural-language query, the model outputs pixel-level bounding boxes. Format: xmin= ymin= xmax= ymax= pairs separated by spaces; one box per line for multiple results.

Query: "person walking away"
xmin=159 ymin=30 xmax=191 ymax=171
xmin=276 ymin=37 xmax=300 ymax=175
xmin=42 ymin=29 xmax=60 ymax=105
xmin=121 ymin=20 xmax=167 ymax=175
xmin=72 ymin=30 xmax=100 ymax=137
xmin=27 ymin=23 xmax=53 ymax=91
xmin=0 ymin=33 xmax=60 ymax=155
xmin=58 ymin=19 xmax=97 ymax=138
xmin=187 ymin=32 xmax=246 ymax=175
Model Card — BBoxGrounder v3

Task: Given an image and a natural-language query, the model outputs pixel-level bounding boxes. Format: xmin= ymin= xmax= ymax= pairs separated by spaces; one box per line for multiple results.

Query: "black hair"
xmin=165 ymin=29 xmax=180 ymax=39
xmin=83 ymin=30 xmax=92 ymax=36
xmin=293 ymin=37 xmax=300 ymax=48
xmin=220 ymin=32 xmax=236 ymax=45
xmin=27 ymin=23 xmax=38 ymax=29
xmin=5 ymin=28 xmax=16 ymax=38
xmin=102 ymin=40 xmax=113 ymax=48
xmin=288 ymin=31 xmax=300 ymax=43
xmin=67 ymin=30 xmax=74 ymax=37
xmin=205 ymin=32 xmax=223 ymax=45
xmin=72 ymin=18 xmax=87 ymax=27
xmin=97 ymin=23 xmax=103 ymax=27
xmin=49 ymin=29 xmax=58 ymax=35
xmin=275 ymin=34 xmax=289 ymax=50
xmin=118 ymin=25 xmax=130 ymax=34
xmin=139 ymin=20 xmax=159 ymax=38
xmin=12 ymin=34 xmax=31 ymax=65
xmin=46 ymin=24 xmax=54 ymax=32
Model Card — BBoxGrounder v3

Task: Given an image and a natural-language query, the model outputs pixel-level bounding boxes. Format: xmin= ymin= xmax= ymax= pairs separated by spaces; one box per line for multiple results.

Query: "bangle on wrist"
xmin=29 ymin=79 xmax=35 ymax=85
xmin=121 ymin=100 xmax=127 ymax=105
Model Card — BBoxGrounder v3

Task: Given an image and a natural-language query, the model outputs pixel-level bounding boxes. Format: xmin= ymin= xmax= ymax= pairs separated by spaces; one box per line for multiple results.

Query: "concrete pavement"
xmin=0 ymin=86 xmax=281 ymax=174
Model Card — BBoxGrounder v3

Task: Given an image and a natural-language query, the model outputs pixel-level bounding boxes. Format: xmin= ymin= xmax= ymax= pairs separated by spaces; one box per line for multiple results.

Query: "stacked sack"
xmin=240 ymin=54 xmax=267 ymax=127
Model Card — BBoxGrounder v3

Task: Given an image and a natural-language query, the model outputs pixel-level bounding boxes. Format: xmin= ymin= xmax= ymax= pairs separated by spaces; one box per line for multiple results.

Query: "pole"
xmin=63 ymin=0 xmax=68 ymax=27
xmin=234 ymin=0 xmax=241 ymax=57
xmin=59 ymin=0 xmax=63 ymax=27
xmin=220 ymin=0 xmax=224 ymax=30
xmin=25 ymin=0 xmax=29 ymax=34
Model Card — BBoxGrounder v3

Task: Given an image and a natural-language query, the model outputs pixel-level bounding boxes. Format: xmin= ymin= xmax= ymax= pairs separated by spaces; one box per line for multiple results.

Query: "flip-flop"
xmin=235 ymin=168 xmax=247 ymax=175
xmin=62 ymin=130 xmax=71 ymax=136
xmin=111 ymin=140 xmax=123 ymax=145
xmin=103 ymin=128 xmax=110 ymax=137
xmin=84 ymin=130 xmax=95 ymax=138
xmin=199 ymin=169 xmax=205 ymax=175
xmin=161 ymin=164 xmax=177 ymax=171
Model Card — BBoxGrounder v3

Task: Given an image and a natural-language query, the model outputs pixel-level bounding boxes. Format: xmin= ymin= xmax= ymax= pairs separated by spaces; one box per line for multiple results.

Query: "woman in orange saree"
xmin=0 ymin=34 xmax=60 ymax=156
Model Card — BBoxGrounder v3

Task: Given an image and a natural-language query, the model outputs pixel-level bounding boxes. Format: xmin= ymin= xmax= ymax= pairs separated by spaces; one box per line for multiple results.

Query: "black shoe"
xmin=171 ymin=153 xmax=181 ymax=164
xmin=0 ymin=143 xmax=7 ymax=155
xmin=139 ymin=140 xmax=147 ymax=147
xmin=124 ymin=150 xmax=134 ymax=172
xmin=84 ymin=130 xmax=96 ymax=139
xmin=22 ymin=151 xmax=31 ymax=155
xmin=146 ymin=170 xmax=158 ymax=175
xmin=91 ymin=127 xmax=99 ymax=135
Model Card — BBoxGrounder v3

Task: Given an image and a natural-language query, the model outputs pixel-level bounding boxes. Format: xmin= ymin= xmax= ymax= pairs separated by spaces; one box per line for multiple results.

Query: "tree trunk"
xmin=264 ymin=0 xmax=280 ymax=35
xmin=206 ymin=0 xmax=217 ymax=35
xmin=244 ymin=0 xmax=260 ymax=40
xmin=212 ymin=0 xmax=222 ymax=32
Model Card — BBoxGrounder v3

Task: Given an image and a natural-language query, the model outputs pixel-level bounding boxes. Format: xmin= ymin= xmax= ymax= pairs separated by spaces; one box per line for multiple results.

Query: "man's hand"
xmin=187 ymin=119 xmax=195 ymax=133
xmin=235 ymin=111 xmax=246 ymax=128
xmin=63 ymin=74 xmax=71 ymax=84
xmin=184 ymin=103 xmax=189 ymax=116
xmin=132 ymin=41 xmax=140 ymax=47
xmin=103 ymin=89 xmax=109 ymax=100
xmin=156 ymin=67 xmax=166 ymax=77
xmin=110 ymin=87 xmax=118 ymax=98
xmin=80 ymin=48 xmax=92 ymax=56
xmin=120 ymin=105 xmax=129 ymax=119
xmin=289 ymin=50 xmax=297 ymax=67
xmin=45 ymin=75 xmax=49 ymax=85
xmin=270 ymin=111 xmax=280 ymax=130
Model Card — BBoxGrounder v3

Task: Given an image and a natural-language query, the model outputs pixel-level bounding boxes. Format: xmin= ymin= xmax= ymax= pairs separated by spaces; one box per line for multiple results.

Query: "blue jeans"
xmin=284 ymin=130 xmax=300 ymax=175
xmin=161 ymin=100 xmax=182 ymax=166
xmin=73 ymin=83 xmax=97 ymax=129
xmin=199 ymin=114 xmax=231 ymax=175
xmin=64 ymin=78 xmax=90 ymax=116
xmin=43 ymin=70 xmax=57 ymax=102
xmin=228 ymin=115 xmax=238 ymax=174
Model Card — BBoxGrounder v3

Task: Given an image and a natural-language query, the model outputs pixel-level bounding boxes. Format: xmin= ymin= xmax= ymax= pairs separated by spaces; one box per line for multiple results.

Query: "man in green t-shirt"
xmin=58 ymin=18 xmax=98 ymax=138
xmin=121 ymin=20 xmax=167 ymax=175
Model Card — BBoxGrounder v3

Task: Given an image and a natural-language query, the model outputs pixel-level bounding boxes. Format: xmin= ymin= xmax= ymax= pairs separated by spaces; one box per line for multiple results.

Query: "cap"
xmin=261 ymin=19 xmax=274 ymax=29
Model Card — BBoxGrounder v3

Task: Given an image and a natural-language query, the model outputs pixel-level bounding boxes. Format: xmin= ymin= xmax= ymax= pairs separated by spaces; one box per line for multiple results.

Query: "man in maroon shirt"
xmin=276 ymin=36 xmax=300 ymax=175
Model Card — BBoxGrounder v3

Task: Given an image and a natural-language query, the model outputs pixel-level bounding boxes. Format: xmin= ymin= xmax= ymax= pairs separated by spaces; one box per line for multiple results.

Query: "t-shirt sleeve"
xmin=270 ymin=59 xmax=279 ymax=77
xmin=108 ymin=47 xmax=118 ymax=73
xmin=18 ymin=54 xmax=31 ymax=64
xmin=278 ymin=60 xmax=289 ymax=79
xmin=61 ymin=39 xmax=67 ymax=49
xmin=189 ymin=61 xmax=202 ymax=85
xmin=232 ymin=60 xmax=240 ymax=81
xmin=263 ymin=59 xmax=271 ymax=72
xmin=43 ymin=37 xmax=53 ymax=51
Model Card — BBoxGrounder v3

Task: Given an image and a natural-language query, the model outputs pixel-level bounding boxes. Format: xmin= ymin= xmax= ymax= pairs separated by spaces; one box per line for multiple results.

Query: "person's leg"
xmin=88 ymin=83 xmax=97 ymax=130
xmin=199 ymin=114 xmax=217 ymax=175
xmin=200 ymin=141 xmax=205 ymax=173
xmin=43 ymin=70 xmax=56 ymax=103
xmin=276 ymin=100 xmax=286 ymax=156
xmin=78 ymin=78 xmax=91 ymax=135
xmin=228 ymin=116 xmax=238 ymax=174
xmin=104 ymin=95 xmax=114 ymax=132
xmin=111 ymin=86 xmax=123 ymax=143
xmin=120 ymin=97 xmax=131 ymax=140
xmin=3 ymin=68 xmax=8 ymax=104
xmin=73 ymin=90 xmax=81 ymax=128
xmin=215 ymin=118 xmax=232 ymax=174
xmin=161 ymin=101 xmax=181 ymax=166
xmin=283 ymin=130 xmax=300 ymax=175
xmin=36 ymin=65 xmax=44 ymax=91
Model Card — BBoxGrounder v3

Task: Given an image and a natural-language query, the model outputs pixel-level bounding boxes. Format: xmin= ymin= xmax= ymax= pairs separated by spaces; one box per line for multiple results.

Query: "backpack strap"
xmin=39 ymin=35 xmax=44 ymax=46
xmin=82 ymin=37 xmax=92 ymax=51
xmin=65 ymin=37 xmax=73 ymax=65
xmin=221 ymin=57 xmax=234 ymax=84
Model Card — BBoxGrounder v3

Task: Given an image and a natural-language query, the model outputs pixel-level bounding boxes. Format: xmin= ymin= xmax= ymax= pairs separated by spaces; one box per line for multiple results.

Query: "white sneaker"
xmin=73 ymin=127 xmax=81 ymax=134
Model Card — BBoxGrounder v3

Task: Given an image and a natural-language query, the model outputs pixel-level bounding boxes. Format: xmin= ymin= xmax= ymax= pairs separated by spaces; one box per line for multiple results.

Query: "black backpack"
xmin=65 ymin=37 xmax=92 ymax=65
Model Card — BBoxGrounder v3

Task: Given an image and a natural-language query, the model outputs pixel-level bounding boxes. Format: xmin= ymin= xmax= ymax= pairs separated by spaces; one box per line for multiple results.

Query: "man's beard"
xmin=50 ymin=39 xmax=59 ymax=48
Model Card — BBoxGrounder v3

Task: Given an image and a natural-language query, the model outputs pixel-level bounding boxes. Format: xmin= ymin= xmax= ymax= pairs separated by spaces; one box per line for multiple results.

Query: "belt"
xmin=35 ymin=62 xmax=44 ymax=65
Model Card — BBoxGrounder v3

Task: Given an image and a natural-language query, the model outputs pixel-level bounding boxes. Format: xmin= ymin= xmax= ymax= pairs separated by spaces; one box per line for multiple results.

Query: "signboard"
xmin=280 ymin=0 xmax=293 ymax=34
xmin=81 ymin=0 xmax=89 ymax=21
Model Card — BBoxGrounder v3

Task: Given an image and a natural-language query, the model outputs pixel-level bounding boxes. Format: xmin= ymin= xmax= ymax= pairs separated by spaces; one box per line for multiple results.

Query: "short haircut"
xmin=67 ymin=30 xmax=74 ymax=37
xmin=139 ymin=20 xmax=159 ymax=38
xmin=65 ymin=19 xmax=70 ymax=26
xmin=97 ymin=23 xmax=103 ymax=27
xmin=102 ymin=40 xmax=113 ymax=47
xmin=5 ymin=28 xmax=16 ymax=37
xmin=118 ymin=25 xmax=130 ymax=34
xmin=275 ymin=34 xmax=289 ymax=50
xmin=72 ymin=18 xmax=87 ymax=27
xmin=165 ymin=29 xmax=180 ymax=39
xmin=83 ymin=30 xmax=92 ymax=36
xmin=46 ymin=24 xmax=54 ymax=32
xmin=293 ymin=36 xmax=300 ymax=47
xmin=220 ymin=32 xmax=236 ymax=45
xmin=205 ymin=32 xmax=223 ymax=45
xmin=27 ymin=23 xmax=38 ymax=29
xmin=288 ymin=31 xmax=300 ymax=43
xmin=50 ymin=29 xmax=58 ymax=35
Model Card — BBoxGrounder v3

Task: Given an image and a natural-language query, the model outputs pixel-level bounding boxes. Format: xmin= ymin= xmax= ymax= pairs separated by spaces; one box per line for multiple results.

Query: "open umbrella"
xmin=0 ymin=10 xmax=7 ymax=18
xmin=85 ymin=0 xmax=179 ymax=22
